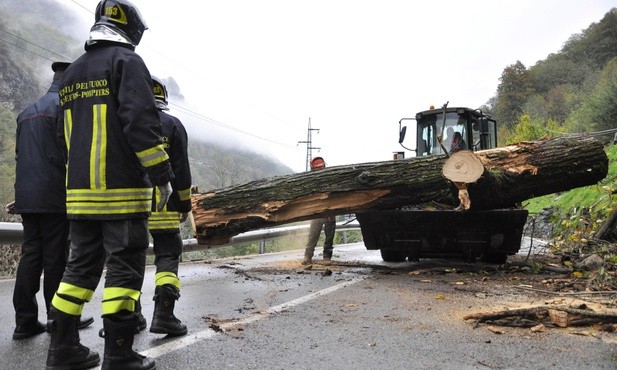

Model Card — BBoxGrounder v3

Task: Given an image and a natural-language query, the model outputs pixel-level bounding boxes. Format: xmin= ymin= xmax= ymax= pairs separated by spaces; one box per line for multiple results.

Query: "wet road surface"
xmin=0 ymin=242 xmax=615 ymax=369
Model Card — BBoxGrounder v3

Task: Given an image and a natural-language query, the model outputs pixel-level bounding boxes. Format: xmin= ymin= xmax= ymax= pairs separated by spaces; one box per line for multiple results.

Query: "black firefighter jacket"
xmin=14 ymin=81 xmax=66 ymax=214
xmin=149 ymin=110 xmax=192 ymax=232
xmin=58 ymin=42 xmax=173 ymax=220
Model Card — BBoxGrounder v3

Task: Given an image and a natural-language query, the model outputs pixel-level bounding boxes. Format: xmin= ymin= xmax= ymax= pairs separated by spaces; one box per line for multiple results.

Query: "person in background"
xmin=449 ymin=131 xmax=467 ymax=154
xmin=137 ymin=75 xmax=192 ymax=337
xmin=8 ymin=61 xmax=94 ymax=341
xmin=302 ymin=157 xmax=337 ymax=265
xmin=45 ymin=1 xmax=173 ymax=369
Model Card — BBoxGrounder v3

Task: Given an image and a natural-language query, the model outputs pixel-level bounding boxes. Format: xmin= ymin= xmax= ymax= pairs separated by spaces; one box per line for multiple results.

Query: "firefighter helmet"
xmin=93 ymin=0 xmax=148 ymax=46
xmin=151 ymin=76 xmax=169 ymax=111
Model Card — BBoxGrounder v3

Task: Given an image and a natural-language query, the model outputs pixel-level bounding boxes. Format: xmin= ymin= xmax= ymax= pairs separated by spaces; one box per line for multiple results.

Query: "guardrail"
xmin=1 ymin=220 xmax=361 ymax=254
xmin=0 ymin=222 xmax=24 ymax=245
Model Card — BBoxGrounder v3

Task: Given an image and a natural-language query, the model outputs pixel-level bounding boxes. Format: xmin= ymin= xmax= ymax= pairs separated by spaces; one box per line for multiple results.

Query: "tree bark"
xmin=192 ymin=136 xmax=608 ymax=245
xmin=463 ymin=305 xmax=617 ymax=328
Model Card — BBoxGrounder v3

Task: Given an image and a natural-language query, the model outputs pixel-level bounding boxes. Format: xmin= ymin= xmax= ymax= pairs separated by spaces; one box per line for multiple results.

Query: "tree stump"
xmin=192 ymin=136 xmax=608 ymax=245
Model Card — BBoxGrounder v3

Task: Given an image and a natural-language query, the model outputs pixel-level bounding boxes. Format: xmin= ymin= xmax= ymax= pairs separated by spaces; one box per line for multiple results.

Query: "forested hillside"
xmin=484 ymin=8 xmax=617 ymax=285
xmin=490 ymin=8 xmax=617 ymax=145
xmin=0 ymin=0 xmax=293 ymax=221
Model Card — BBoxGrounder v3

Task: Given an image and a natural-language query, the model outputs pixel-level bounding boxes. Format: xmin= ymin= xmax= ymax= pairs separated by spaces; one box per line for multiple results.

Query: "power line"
xmin=67 ymin=0 xmax=94 ymax=14
xmin=0 ymin=20 xmax=296 ymax=150
xmin=0 ymin=27 xmax=70 ymax=63
xmin=169 ymin=102 xmax=297 ymax=148
xmin=66 ymin=0 xmax=304 ymax=132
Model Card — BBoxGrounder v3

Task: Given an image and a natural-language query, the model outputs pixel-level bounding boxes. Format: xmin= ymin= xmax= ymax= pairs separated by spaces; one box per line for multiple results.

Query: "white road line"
xmin=140 ymin=277 xmax=365 ymax=359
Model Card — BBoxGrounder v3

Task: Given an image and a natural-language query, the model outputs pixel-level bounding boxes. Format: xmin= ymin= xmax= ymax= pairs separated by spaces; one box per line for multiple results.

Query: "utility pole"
xmin=297 ymin=117 xmax=320 ymax=171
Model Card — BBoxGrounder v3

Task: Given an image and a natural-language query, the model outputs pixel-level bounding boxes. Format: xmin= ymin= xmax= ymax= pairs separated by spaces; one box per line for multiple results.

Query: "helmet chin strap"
xmin=87 ymin=24 xmax=135 ymax=47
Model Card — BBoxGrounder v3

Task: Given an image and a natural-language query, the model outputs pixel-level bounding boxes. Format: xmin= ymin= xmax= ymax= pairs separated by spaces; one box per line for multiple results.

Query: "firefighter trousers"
xmin=51 ymin=218 xmax=148 ymax=317
xmin=151 ymin=231 xmax=182 ymax=288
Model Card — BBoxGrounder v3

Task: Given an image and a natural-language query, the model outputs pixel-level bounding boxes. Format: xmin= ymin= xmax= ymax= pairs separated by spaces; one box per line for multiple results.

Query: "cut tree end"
xmin=442 ymin=150 xmax=484 ymax=184
xmin=443 ymin=151 xmax=484 ymax=211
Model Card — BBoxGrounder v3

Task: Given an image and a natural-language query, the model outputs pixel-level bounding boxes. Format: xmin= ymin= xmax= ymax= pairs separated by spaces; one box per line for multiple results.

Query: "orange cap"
xmin=310 ymin=156 xmax=326 ymax=169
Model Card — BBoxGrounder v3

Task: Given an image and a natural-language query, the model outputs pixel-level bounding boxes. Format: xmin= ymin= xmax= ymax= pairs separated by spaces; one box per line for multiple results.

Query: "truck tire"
xmin=380 ymin=249 xmax=406 ymax=262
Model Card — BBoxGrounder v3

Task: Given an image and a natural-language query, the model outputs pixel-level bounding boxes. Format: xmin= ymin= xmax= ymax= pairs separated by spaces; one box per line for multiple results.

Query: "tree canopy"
xmin=493 ymin=8 xmax=617 ymax=145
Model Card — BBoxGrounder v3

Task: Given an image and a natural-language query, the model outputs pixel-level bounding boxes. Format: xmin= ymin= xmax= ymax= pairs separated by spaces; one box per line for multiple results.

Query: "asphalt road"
xmin=0 ymin=242 xmax=615 ymax=370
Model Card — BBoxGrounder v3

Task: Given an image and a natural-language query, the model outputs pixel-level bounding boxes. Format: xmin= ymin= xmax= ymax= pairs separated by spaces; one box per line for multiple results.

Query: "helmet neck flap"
xmin=155 ymin=100 xmax=169 ymax=111
xmin=87 ymin=24 xmax=134 ymax=48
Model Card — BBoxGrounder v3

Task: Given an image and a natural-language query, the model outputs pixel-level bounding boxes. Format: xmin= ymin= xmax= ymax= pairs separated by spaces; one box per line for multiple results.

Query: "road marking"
xmin=140 ymin=277 xmax=365 ymax=359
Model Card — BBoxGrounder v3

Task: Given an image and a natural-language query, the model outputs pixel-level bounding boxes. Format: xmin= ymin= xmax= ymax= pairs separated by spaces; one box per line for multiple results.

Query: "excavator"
xmin=356 ymin=104 xmax=529 ymax=264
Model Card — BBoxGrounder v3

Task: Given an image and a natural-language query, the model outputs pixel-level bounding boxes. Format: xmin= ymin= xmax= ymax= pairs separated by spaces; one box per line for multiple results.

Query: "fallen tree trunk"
xmin=192 ymin=136 xmax=608 ymax=245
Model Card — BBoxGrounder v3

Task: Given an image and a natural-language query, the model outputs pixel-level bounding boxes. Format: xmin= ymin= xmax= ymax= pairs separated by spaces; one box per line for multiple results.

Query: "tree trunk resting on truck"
xmin=191 ymin=136 xmax=608 ymax=246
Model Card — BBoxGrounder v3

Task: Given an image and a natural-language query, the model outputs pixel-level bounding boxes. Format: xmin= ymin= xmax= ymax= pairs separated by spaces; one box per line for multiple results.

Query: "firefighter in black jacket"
xmin=46 ymin=1 xmax=172 ymax=369
xmin=10 ymin=61 xmax=93 ymax=341
xmin=144 ymin=76 xmax=192 ymax=336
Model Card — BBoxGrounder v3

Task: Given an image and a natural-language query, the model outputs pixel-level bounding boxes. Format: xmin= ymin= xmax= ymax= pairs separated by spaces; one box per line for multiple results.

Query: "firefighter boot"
xmin=149 ymin=285 xmax=187 ymax=336
xmin=46 ymin=307 xmax=100 ymax=370
xmin=135 ymin=297 xmax=147 ymax=331
xmin=46 ymin=316 xmax=93 ymax=333
xmin=100 ymin=314 xmax=155 ymax=370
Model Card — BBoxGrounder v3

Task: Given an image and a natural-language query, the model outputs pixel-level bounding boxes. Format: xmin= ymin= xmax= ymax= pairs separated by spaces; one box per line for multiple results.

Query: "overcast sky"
xmin=64 ymin=0 xmax=615 ymax=172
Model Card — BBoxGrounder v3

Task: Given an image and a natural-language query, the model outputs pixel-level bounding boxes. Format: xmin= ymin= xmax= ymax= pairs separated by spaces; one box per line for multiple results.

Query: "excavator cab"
xmin=399 ymin=106 xmax=497 ymax=156
xmin=358 ymin=105 xmax=528 ymax=264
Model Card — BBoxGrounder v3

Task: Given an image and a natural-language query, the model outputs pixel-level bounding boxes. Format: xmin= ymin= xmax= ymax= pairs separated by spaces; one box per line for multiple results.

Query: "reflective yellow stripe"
xmin=103 ymin=287 xmax=141 ymax=301
xmin=153 ymin=186 xmax=166 ymax=212
xmin=100 ymin=107 xmax=107 ymax=189
xmin=50 ymin=282 xmax=94 ymax=316
xmin=178 ymin=188 xmax=191 ymax=202
xmin=66 ymin=188 xmax=153 ymax=215
xmin=57 ymin=282 xmax=95 ymax=301
xmin=102 ymin=299 xmax=136 ymax=315
xmin=101 ymin=287 xmax=141 ymax=315
xmin=149 ymin=210 xmax=180 ymax=230
xmin=136 ymin=144 xmax=169 ymax=168
xmin=67 ymin=200 xmax=152 ymax=215
xmin=91 ymin=105 xmax=108 ymax=189
xmin=67 ymin=188 xmax=153 ymax=200
xmin=155 ymin=272 xmax=180 ymax=289
xmin=51 ymin=294 xmax=83 ymax=316
xmin=63 ymin=109 xmax=72 ymax=153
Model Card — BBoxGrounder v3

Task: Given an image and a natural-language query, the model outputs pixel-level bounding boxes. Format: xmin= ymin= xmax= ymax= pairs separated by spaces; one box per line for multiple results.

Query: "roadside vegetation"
xmin=486 ymin=9 xmax=617 ymax=290
xmin=521 ymin=145 xmax=617 ymax=289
